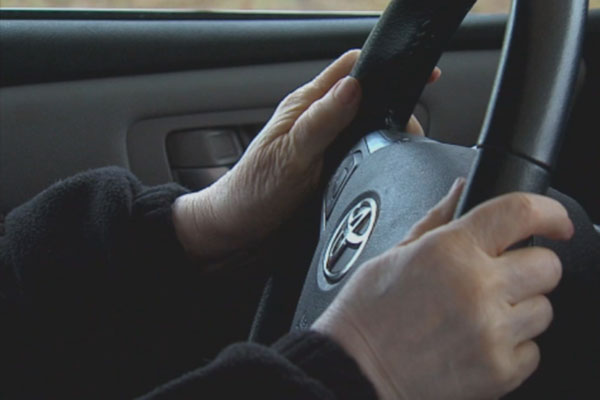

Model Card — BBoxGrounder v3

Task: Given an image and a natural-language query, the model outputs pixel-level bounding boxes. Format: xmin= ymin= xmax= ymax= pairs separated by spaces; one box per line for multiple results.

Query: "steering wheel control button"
xmin=323 ymin=197 xmax=378 ymax=284
xmin=325 ymin=150 xmax=363 ymax=219
xmin=332 ymin=167 xmax=350 ymax=198
xmin=365 ymin=130 xmax=394 ymax=154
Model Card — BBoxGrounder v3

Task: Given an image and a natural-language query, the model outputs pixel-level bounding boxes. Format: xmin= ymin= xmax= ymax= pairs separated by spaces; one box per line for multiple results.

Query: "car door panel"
xmin=0 ymin=48 xmax=506 ymax=213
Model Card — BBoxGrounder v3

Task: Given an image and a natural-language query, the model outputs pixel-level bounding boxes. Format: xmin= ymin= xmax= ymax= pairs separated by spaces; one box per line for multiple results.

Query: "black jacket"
xmin=0 ymin=167 xmax=377 ymax=399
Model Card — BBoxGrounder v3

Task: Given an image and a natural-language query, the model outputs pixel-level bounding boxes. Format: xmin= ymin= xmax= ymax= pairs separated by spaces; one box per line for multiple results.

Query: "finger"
xmin=500 ymin=247 xmax=562 ymax=304
xmin=510 ymin=295 xmax=554 ymax=344
xmin=458 ymin=193 xmax=574 ymax=256
xmin=267 ymin=50 xmax=361 ymax=134
xmin=428 ymin=66 xmax=442 ymax=84
xmin=406 ymin=115 xmax=425 ymax=136
xmin=400 ymin=177 xmax=466 ymax=245
xmin=508 ymin=341 xmax=541 ymax=392
xmin=310 ymin=49 xmax=362 ymax=99
xmin=291 ymin=76 xmax=361 ymax=161
xmin=405 ymin=67 xmax=441 ymax=136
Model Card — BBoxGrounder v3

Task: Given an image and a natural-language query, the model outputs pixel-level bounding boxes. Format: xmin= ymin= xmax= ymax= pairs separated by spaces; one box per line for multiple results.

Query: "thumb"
xmin=400 ymin=177 xmax=466 ymax=245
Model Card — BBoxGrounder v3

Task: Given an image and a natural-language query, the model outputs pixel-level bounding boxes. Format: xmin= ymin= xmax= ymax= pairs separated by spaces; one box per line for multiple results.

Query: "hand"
xmin=313 ymin=181 xmax=574 ymax=400
xmin=173 ymin=50 xmax=440 ymax=261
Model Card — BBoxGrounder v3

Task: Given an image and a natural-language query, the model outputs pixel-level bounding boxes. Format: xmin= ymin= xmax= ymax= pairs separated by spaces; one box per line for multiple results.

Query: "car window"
xmin=0 ymin=0 xmax=502 ymax=13
xmin=1 ymin=0 xmax=598 ymax=12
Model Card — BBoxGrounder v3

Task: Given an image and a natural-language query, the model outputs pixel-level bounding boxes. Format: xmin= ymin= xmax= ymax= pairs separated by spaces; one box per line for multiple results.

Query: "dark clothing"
xmin=0 ymin=167 xmax=377 ymax=399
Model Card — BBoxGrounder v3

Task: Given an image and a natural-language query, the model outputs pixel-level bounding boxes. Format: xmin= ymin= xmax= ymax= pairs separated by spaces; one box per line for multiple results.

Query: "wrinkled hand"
xmin=313 ymin=181 xmax=574 ymax=400
xmin=173 ymin=50 xmax=439 ymax=261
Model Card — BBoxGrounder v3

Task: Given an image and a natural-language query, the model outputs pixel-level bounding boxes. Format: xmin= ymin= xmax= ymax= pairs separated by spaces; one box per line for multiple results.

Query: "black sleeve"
xmin=0 ymin=167 xmax=192 ymax=398
xmin=140 ymin=331 xmax=378 ymax=400
xmin=0 ymin=167 xmax=377 ymax=400
xmin=0 ymin=166 xmax=189 ymax=305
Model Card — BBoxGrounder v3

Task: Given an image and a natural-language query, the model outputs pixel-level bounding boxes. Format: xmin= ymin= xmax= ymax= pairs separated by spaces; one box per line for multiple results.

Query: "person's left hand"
xmin=173 ymin=50 xmax=440 ymax=261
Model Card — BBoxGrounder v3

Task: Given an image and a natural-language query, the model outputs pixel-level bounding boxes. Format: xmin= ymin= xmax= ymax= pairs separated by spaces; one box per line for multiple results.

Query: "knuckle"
xmin=470 ymin=309 xmax=517 ymax=385
xmin=477 ymin=307 xmax=505 ymax=339
xmin=510 ymin=193 xmax=537 ymax=222
xmin=542 ymin=250 xmax=563 ymax=283
xmin=280 ymin=91 xmax=300 ymax=109
xmin=480 ymin=332 xmax=541 ymax=393
xmin=527 ymin=248 xmax=563 ymax=290
xmin=420 ymin=228 xmax=487 ymax=284
xmin=484 ymin=346 xmax=514 ymax=386
xmin=536 ymin=295 xmax=554 ymax=323
xmin=428 ymin=227 xmax=463 ymax=249
xmin=455 ymin=274 xmax=493 ymax=321
xmin=426 ymin=205 xmax=445 ymax=222
xmin=509 ymin=343 xmax=541 ymax=390
xmin=280 ymin=86 xmax=312 ymax=111
xmin=309 ymin=79 xmax=329 ymax=95
xmin=449 ymin=225 xmax=477 ymax=246
xmin=416 ymin=230 xmax=456 ymax=263
xmin=528 ymin=342 xmax=542 ymax=369
xmin=414 ymin=230 xmax=443 ymax=252
xmin=526 ymin=341 xmax=541 ymax=368
xmin=302 ymin=100 xmax=321 ymax=122
xmin=512 ymin=193 xmax=535 ymax=212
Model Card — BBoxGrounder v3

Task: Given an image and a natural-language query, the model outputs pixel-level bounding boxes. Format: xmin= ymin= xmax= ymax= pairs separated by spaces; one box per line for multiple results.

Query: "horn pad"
xmin=293 ymin=131 xmax=474 ymax=329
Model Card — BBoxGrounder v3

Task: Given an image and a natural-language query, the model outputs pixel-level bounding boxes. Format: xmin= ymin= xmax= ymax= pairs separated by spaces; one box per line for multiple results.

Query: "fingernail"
xmin=333 ymin=76 xmax=360 ymax=105
xmin=451 ymin=177 xmax=466 ymax=192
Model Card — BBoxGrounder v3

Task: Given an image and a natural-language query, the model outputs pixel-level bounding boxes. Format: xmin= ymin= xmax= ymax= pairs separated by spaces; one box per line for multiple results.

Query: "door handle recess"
xmin=167 ymin=128 xmax=243 ymax=168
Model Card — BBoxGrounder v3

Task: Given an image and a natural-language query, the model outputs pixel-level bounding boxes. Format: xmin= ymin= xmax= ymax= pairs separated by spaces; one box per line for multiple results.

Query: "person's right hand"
xmin=313 ymin=180 xmax=574 ymax=400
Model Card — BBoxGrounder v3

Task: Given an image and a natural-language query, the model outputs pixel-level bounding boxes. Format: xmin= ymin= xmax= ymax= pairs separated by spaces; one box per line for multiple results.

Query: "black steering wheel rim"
xmin=322 ymin=0 xmax=588 ymax=213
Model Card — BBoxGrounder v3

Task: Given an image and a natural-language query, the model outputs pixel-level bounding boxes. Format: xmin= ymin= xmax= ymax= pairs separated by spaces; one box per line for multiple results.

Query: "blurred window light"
xmin=1 ymin=0 xmax=598 ymax=12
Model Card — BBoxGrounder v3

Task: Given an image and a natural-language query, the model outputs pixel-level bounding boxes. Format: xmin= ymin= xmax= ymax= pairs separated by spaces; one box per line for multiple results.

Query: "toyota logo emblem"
xmin=322 ymin=197 xmax=378 ymax=283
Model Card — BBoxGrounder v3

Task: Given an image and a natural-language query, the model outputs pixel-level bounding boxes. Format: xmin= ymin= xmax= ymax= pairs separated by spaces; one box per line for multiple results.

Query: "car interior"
xmin=1 ymin=0 xmax=599 ymax=397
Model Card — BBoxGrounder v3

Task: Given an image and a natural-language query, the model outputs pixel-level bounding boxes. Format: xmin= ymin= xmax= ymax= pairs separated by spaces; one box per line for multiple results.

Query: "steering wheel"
xmin=291 ymin=0 xmax=587 ymax=324
xmin=253 ymin=0 xmax=598 ymax=396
